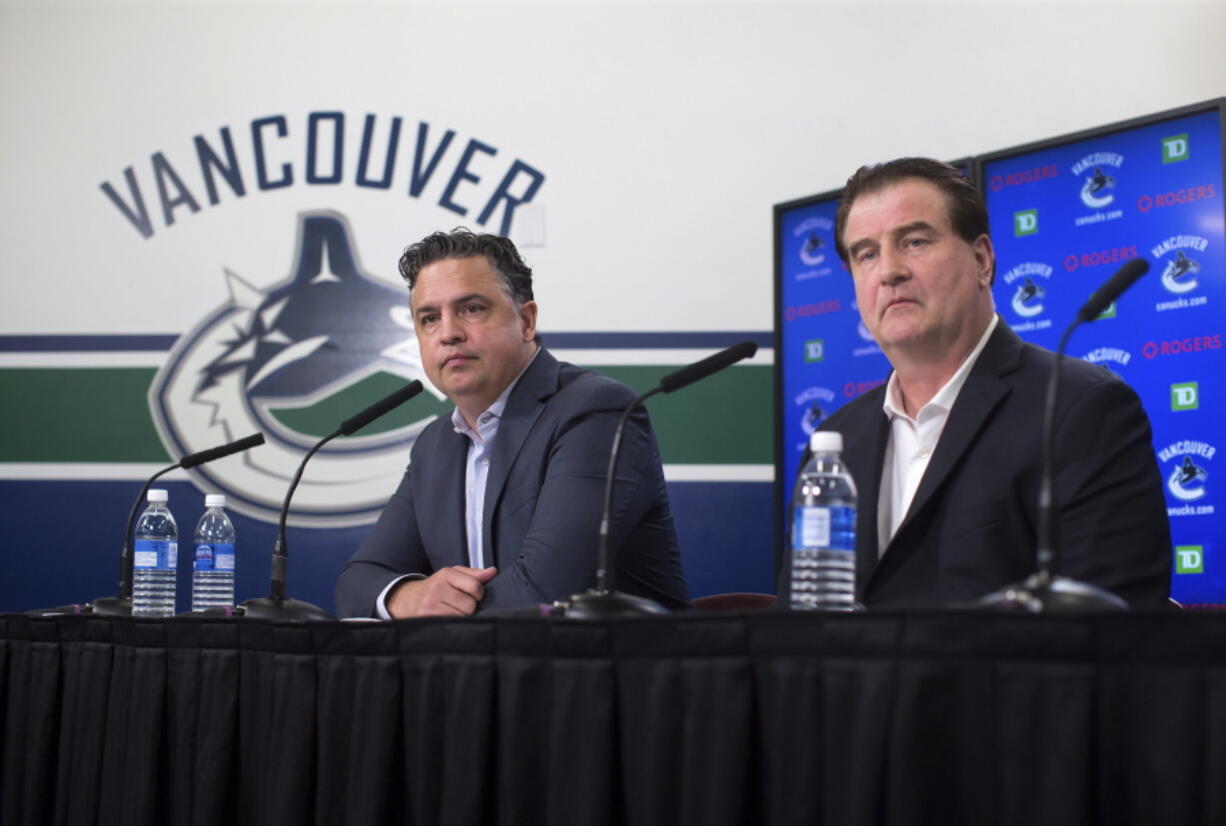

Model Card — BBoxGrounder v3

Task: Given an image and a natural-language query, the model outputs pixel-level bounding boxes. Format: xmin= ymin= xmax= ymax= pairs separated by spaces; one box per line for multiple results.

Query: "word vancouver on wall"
xmin=99 ymin=110 xmax=546 ymax=239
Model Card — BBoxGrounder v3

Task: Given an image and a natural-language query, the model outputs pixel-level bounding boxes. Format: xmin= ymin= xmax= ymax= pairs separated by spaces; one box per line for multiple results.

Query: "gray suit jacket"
xmin=782 ymin=321 xmax=1172 ymax=610
xmin=335 ymin=349 xmax=690 ymax=616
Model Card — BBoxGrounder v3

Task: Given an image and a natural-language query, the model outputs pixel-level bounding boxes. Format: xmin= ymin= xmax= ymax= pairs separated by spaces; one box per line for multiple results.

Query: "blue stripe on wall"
xmin=0 ymin=332 xmax=773 ymax=353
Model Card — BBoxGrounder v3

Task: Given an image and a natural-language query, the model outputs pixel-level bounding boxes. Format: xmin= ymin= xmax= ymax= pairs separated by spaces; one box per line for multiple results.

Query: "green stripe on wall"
xmin=589 ymin=365 xmax=771 ymax=464
xmin=0 ymin=364 xmax=773 ymax=464
xmin=0 ymin=368 xmax=170 ymax=462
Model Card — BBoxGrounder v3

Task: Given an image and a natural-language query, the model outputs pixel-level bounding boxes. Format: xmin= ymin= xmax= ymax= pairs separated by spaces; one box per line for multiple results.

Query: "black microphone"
xmin=179 ymin=432 xmax=266 ymax=469
xmin=658 ymin=340 xmax=758 ymax=394
xmin=81 ymin=433 xmax=265 ymax=617
xmin=338 ymin=381 xmax=424 ymax=436
xmin=978 ymin=258 xmax=1149 ymax=613
xmin=558 ymin=342 xmax=758 ymax=619
xmin=1077 ymin=258 xmax=1149 ymax=322
xmin=240 ymin=381 xmax=423 ymax=621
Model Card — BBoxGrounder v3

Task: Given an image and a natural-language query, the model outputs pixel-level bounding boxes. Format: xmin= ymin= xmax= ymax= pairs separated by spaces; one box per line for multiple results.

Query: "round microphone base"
xmin=90 ymin=596 xmax=133 ymax=616
xmin=557 ymin=589 xmax=670 ymax=620
xmin=239 ymin=597 xmax=334 ymax=622
xmin=975 ymin=573 xmax=1129 ymax=613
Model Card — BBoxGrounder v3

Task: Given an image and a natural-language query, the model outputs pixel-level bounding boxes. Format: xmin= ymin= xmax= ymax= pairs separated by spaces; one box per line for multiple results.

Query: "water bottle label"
xmin=795 ymin=506 xmax=831 ymax=547
xmin=213 ymin=543 xmax=235 ymax=571
xmin=134 ymin=539 xmax=178 ymax=569
xmin=194 ymin=542 xmax=214 ymax=571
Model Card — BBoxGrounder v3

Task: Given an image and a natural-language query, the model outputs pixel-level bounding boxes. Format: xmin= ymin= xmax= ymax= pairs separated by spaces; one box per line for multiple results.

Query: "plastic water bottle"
xmin=192 ymin=494 xmax=236 ymax=611
xmin=132 ymin=489 xmax=178 ymax=617
xmin=790 ymin=431 xmax=858 ymax=611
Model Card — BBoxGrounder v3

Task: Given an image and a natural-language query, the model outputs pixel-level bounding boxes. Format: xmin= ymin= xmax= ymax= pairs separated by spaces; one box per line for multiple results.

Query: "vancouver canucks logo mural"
xmin=150 ymin=211 xmax=449 ymax=527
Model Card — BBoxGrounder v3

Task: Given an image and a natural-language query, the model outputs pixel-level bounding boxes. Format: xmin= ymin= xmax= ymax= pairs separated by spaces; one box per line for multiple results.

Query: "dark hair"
xmin=398 ymin=227 xmax=534 ymax=305
xmin=834 ymin=157 xmax=991 ymax=278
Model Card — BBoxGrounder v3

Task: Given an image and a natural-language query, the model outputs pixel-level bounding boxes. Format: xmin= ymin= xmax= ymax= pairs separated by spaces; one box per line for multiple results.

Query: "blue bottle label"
xmin=134 ymin=539 xmax=177 ymax=570
xmin=795 ymin=506 xmax=831 ymax=547
xmin=793 ymin=505 xmax=856 ymax=551
xmin=198 ymin=542 xmax=235 ymax=572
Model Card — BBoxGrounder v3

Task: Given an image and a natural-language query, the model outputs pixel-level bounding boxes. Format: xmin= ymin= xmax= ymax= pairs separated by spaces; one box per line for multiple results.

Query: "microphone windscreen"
xmin=1077 ymin=258 xmax=1149 ymax=322
xmin=658 ymin=341 xmax=758 ymax=394
xmin=339 ymin=380 xmax=424 ymax=436
xmin=179 ymin=432 xmax=266 ymax=469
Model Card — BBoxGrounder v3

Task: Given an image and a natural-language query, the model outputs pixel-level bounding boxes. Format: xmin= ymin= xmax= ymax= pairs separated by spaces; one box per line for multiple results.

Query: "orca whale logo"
xmin=1167 ymin=455 xmax=1209 ymax=502
xmin=1160 ymin=250 xmax=1201 ymax=295
xmin=1080 ymin=167 xmax=1116 ymax=209
xmin=799 ymin=231 xmax=827 ymax=267
xmin=150 ymin=211 xmax=449 ymax=527
xmin=1010 ymin=277 xmax=1046 ymax=318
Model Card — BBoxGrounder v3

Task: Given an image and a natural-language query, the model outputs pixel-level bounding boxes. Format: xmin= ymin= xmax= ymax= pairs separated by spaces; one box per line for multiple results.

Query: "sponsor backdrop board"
xmin=774 ymin=188 xmax=888 ymax=545
xmin=981 ymin=99 xmax=1226 ymax=608
xmin=775 ymin=100 xmax=1226 ymax=608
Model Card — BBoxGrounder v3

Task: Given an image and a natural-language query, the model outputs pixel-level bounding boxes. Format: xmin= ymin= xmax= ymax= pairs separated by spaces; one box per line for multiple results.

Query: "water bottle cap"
xmin=147 ymin=489 xmax=169 ymax=502
xmin=809 ymin=431 xmax=843 ymax=453
xmin=205 ymin=494 xmax=226 ymax=508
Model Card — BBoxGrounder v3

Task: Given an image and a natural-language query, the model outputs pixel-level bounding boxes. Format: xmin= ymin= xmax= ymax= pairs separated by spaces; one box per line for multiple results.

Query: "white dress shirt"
xmin=877 ymin=316 xmax=998 ymax=556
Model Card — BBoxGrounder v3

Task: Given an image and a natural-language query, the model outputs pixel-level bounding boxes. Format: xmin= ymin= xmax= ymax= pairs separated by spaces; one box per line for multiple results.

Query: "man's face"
xmin=411 ymin=255 xmax=537 ymax=418
xmin=842 ymin=178 xmax=994 ymax=359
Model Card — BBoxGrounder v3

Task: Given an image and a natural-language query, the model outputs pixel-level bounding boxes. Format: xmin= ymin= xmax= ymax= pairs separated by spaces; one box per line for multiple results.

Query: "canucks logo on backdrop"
xmin=1157 ymin=440 xmax=1215 ymax=515
xmin=1071 ymin=152 xmax=1125 ymax=225
xmin=150 ymin=212 xmax=448 ymax=527
xmin=794 ymin=216 xmax=835 ymax=277
xmin=1152 ymin=235 xmax=1208 ymax=295
xmin=1001 ymin=262 xmax=1053 ymax=331
xmin=794 ymin=385 xmax=836 ymax=449
xmin=1079 ymin=166 xmax=1116 ymax=208
xmin=1081 ymin=344 xmax=1132 ymax=379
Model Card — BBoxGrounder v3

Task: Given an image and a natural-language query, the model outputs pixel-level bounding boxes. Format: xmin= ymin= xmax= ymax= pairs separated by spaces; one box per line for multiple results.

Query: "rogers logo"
xmin=988 ymin=164 xmax=1059 ymax=192
xmin=1142 ymin=334 xmax=1223 ymax=359
xmin=1137 ymin=183 xmax=1217 ymax=213
xmin=1062 ymin=245 xmax=1138 ymax=272
xmin=785 ymin=298 xmax=841 ymax=322
xmin=843 ymin=378 xmax=886 ymax=397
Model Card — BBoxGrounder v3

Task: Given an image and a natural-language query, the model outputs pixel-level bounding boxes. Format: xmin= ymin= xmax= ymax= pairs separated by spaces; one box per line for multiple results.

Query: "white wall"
xmin=3 ymin=0 xmax=1224 ymax=335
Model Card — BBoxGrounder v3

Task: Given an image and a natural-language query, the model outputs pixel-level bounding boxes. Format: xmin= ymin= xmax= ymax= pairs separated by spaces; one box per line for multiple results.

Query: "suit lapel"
xmin=830 ymin=385 xmax=890 ymax=592
xmin=481 ymin=350 xmax=557 ymax=563
xmin=428 ymin=422 xmax=471 ymax=567
xmin=889 ymin=321 xmax=1022 ymax=544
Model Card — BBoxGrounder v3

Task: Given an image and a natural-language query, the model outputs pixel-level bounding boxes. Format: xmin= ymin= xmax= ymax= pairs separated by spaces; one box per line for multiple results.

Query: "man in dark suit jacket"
xmin=783 ymin=158 xmax=1170 ymax=610
xmin=336 ymin=229 xmax=689 ymax=618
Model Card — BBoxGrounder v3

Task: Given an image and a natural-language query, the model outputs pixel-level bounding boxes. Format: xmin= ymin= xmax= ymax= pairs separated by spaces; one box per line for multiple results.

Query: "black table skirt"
xmin=3 ymin=612 xmax=1225 ymax=826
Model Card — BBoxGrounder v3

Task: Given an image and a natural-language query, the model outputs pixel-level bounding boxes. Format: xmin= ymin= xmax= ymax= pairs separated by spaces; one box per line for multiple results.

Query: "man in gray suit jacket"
xmin=335 ymin=229 xmax=689 ymax=618
xmin=782 ymin=158 xmax=1170 ymax=610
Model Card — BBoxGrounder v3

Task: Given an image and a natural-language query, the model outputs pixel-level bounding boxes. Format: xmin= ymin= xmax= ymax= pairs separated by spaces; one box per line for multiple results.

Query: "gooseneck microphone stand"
xmin=560 ymin=341 xmax=758 ymax=619
xmin=978 ymin=258 xmax=1149 ymax=613
xmin=240 ymin=381 xmax=423 ymax=621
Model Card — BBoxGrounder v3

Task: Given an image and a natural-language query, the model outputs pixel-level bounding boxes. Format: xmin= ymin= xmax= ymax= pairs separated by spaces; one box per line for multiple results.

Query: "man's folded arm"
xmin=335 ymin=471 xmax=430 ymax=617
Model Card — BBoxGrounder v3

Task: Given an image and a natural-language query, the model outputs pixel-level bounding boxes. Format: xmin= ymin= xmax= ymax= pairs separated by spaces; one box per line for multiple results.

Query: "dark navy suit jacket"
xmin=335 ymin=349 xmax=690 ymax=616
xmin=782 ymin=321 xmax=1172 ymax=610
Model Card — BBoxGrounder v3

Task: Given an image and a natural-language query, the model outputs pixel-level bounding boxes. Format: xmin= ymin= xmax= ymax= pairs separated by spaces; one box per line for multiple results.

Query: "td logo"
xmin=804 ymin=339 xmax=825 ymax=363
xmin=1014 ymin=209 xmax=1038 ymax=237
xmin=1172 ymin=382 xmax=1199 ymax=411
xmin=1162 ymin=133 xmax=1190 ymax=164
xmin=1175 ymin=545 xmax=1204 ymax=574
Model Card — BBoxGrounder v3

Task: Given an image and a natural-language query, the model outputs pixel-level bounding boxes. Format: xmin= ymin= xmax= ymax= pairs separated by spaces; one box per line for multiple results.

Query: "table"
xmin=3 ymin=611 xmax=1225 ymax=826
